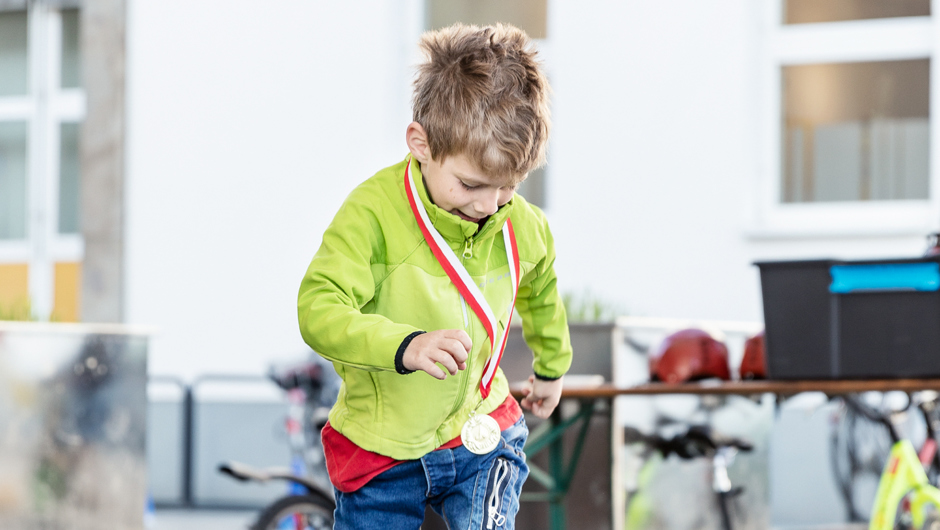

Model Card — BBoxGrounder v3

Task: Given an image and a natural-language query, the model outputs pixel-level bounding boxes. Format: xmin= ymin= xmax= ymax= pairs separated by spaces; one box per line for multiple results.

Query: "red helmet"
xmin=739 ymin=331 xmax=767 ymax=380
xmin=649 ymin=328 xmax=731 ymax=383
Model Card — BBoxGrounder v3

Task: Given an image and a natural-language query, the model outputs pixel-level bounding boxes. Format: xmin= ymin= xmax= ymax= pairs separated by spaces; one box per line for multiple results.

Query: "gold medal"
xmin=461 ymin=413 xmax=501 ymax=454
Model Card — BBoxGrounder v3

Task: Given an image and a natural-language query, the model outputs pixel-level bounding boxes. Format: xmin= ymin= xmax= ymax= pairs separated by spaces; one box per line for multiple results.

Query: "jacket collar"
xmin=406 ymin=154 xmax=514 ymax=243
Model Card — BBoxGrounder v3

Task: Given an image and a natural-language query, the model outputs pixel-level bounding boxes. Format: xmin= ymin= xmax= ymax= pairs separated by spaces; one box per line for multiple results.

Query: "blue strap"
xmin=829 ymin=263 xmax=940 ymax=293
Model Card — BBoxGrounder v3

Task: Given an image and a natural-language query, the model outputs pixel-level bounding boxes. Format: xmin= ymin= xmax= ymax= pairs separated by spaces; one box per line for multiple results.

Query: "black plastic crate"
xmin=755 ymin=257 xmax=940 ymax=380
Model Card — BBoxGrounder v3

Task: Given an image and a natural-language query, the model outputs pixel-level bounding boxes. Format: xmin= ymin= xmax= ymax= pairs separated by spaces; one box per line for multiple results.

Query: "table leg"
xmin=521 ymin=399 xmax=597 ymax=530
xmin=549 ymin=410 xmax=566 ymax=530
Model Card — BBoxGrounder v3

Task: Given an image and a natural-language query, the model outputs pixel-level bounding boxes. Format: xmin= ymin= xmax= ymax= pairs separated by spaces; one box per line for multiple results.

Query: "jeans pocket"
xmin=500 ymin=417 xmax=528 ymax=459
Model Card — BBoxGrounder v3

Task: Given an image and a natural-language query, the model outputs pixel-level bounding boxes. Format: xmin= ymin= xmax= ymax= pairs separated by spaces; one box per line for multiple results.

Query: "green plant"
xmin=0 ymin=299 xmax=36 ymax=321
xmin=561 ymin=290 xmax=623 ymax=323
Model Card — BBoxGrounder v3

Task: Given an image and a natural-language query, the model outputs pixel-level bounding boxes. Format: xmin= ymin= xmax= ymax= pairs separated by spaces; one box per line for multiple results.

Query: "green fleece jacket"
xmin=298 ymin=155 xmax=572 ymax=460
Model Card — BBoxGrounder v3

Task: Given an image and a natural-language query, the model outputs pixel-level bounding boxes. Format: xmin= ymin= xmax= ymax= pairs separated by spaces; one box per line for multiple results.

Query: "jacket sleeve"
xmin=297 ymin=190 xmax=419 ymax=372
xmin=514 ymin=216 xmax=573 ymax=379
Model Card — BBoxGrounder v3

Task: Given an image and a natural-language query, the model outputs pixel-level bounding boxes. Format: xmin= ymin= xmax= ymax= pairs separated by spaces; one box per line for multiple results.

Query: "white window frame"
xmin=751 ymin=0 xmax=940 ymax=238
xmin=0 ymin=4 xmax=85 ymax=319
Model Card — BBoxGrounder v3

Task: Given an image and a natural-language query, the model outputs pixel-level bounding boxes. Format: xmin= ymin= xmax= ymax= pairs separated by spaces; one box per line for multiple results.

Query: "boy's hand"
xmin=403 ymin=329 xmax=472 ymax=380
xmin=519 ymin=375 xmax=563 ymax=419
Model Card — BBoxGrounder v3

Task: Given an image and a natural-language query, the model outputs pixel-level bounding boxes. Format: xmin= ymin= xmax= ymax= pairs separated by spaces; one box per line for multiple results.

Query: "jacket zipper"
xmin=460 ymin=295 xmax=470 ymax=328
xmin=451 ymin=236 xmax=475 ymax=417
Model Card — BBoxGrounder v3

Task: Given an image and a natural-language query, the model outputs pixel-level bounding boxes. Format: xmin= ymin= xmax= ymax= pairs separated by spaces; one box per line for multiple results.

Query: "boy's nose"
xmin=475 ymin=190 xmax=500 ymax=217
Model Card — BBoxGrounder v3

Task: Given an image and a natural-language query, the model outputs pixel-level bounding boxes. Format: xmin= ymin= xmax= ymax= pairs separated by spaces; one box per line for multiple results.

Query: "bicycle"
xmin=840 ymin=392 xmax=940 ymax=530
xmin=219 ymin=356 xmax=339 ymax=530
xmin=831 ymin=393 xmax=898 ymax=522
xmin=624 ymin=423 xmax=753 ymax=530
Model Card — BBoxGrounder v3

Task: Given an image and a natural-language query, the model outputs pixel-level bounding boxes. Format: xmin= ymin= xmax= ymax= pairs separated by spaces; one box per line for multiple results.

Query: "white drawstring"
xmin=487 ymin=460 xmax=510 ymax=529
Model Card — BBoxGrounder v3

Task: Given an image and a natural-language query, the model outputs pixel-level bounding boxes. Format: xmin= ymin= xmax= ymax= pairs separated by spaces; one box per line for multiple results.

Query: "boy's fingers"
xmin=420 ymin=360 xmax=447 ymax=380
xmin=520 ymin=395 xmax=537 ymax=410
xmin=431 ymin=351 xmax=459 ymax=376
xmin=518 ymin=378 xmax=534 ymax=408
xmin=535 ymin=395 xmax=560 ymax=419
xmin=442 ymin=360 xmax=459 ymax=376
xmin=446 ymin=329 xmax=472 ymax=352
xmin=414 ymin=351 xmax=449 ymax=379
xmin=528 ymin=396 xmax=550 ymax=418
xmin=443 ymin=339 xmax=469 ymax=364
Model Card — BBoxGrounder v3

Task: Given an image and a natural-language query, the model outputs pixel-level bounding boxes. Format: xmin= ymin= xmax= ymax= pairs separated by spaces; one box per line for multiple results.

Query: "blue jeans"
xmin=333 ymin=416 xmax=529 ymax=530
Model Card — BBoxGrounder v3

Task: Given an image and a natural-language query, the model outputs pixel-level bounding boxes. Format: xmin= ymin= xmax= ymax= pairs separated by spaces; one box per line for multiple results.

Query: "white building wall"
xmin=547 ymin=0 xmax=763 ymax=321
xmin=547 ymin=0 xmax=927 ymax=323
xmin=125 ymin=0 xmax=931 ymax=380
xmin=125 ymin=0 xmax=422 ymax=379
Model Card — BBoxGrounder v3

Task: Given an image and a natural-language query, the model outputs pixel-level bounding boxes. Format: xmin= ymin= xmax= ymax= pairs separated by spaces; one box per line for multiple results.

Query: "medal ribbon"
xmin=404 ymin=158 xmax=520 ymax=399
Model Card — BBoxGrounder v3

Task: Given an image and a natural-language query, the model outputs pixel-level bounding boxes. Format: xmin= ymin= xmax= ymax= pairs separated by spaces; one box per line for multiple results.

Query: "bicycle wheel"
xmin=895 ymin=491 xmax=917 ymax=530
xmin=251 ymin=494 xmax=335 ymax=530
xmin=905 ymin=488 xmax=940 ymax=530
xmin=831 ymin=399 xmax=893 ymax=522
xmin=922 ymin=513 xmax=940 ymax=530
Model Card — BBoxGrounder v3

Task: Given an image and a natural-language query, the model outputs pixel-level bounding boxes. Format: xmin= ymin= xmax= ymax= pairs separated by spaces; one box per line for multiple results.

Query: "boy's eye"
xmin=459 ymin=180 xmax=478 ymax=190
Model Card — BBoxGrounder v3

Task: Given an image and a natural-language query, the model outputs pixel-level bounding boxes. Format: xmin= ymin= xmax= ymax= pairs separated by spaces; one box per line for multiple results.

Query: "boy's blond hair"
xmin=413 ymin=23 xmax=551 ymax=182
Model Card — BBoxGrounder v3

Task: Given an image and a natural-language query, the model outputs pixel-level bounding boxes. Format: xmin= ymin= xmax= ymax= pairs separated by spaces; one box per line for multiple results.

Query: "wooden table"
xmin=521 ymin=378 xmax=940 ymax=399
xmin=509 ymin=378 xmax=940 ymax=530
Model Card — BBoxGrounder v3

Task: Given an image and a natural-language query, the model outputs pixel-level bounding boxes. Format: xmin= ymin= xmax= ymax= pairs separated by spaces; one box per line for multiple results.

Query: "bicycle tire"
xmin=251 ymin=494 xmax=335 ymax=530
xmin=922 ymin=513 xmax=940 ymax=530
xmin=904 ymin=486 xmax=940 ymax=530
xmin=831 ymin=399 xmax=893 ymax=522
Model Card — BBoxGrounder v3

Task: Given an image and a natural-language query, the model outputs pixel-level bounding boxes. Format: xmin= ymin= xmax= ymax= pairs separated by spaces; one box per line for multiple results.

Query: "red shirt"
xmin=322 ymin=395 xmax=523 ymax=493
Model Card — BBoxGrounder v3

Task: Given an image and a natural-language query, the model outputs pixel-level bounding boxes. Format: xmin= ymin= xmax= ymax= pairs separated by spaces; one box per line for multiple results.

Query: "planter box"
xmin=0 ymin=322 xmax=150 ymax=530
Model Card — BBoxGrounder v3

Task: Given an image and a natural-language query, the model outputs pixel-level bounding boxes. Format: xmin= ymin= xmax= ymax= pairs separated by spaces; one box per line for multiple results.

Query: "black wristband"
xmin=534 ymin=372 xmax=563 ymax=381
xmin=395 ymin=331 xmax=426 ymax=375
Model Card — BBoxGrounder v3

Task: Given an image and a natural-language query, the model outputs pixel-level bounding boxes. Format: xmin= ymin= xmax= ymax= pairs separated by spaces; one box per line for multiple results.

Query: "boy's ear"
xmin=406 ymin=122 xmax=431 ymax=164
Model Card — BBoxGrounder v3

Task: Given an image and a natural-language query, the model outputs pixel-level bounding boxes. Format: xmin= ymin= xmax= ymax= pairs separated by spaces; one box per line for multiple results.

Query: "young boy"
xmin=297 ymin=22 xmax=572 ymax=530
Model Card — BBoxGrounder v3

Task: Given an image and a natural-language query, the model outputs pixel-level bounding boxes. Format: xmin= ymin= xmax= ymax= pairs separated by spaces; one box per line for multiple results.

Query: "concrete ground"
xmin=150 ymin=508 xmax=868 ymax=530
xmin=152 ymin=508 xmax=256 ymax=530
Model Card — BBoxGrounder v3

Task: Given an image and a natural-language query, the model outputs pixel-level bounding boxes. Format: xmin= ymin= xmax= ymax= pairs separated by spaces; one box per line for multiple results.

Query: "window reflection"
xmin=428 ymin=0 xmax=547 ymax=39
xmin=0 ymin=11 xmax=28 ymax=96
xmin=782 ymin=59 xmax=929 ymax=203
xmin=0 ymin=122 xmax=28 ymax=239
xmin=61 ymin=8 xmax=81 ymax=89
xmin=785 ymin=0 xmax=929 ymax=24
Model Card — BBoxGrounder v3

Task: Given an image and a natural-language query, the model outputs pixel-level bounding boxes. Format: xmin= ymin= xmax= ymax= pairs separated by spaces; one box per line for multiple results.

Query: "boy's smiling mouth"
xmin=454 ymin=211 xmax=482 ymax=223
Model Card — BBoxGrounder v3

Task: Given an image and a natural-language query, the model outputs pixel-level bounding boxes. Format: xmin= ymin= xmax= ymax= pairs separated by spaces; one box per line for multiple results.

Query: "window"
xmin=0 ymin=121 xmax=28 ymax=239
xmin=754 ymin=0 xmax=935 ymax=236
xmin=0 ymin=3 xmax=85 ymax=320
xmin=427 ymin=0 xmax=547 ymax=39
xmin=782 ymin=59 xmax=929 ymax=203
xmin=0 ymin=10 xmax=28 ymax=97
xmin=785 ymin=0 xmax=929 ymax=25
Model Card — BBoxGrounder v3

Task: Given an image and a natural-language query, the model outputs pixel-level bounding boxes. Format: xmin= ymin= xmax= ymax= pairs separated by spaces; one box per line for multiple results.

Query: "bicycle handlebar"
xmin=842 ymin=394 xmax=912 ymax=444
xmin=624 ymin=425 xmax=753 ymax=460
xmin=268 ymin=364 xmax=325 ymax=392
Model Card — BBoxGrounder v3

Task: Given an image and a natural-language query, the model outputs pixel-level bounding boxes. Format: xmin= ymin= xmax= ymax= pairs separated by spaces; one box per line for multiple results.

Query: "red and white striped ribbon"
xmin=404 ymin=158 xmax=520 ymax=398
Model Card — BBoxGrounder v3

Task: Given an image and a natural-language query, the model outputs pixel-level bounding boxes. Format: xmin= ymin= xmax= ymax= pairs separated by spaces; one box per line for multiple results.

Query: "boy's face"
xmin=420 ymin=153 xmax=518 ymax=224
